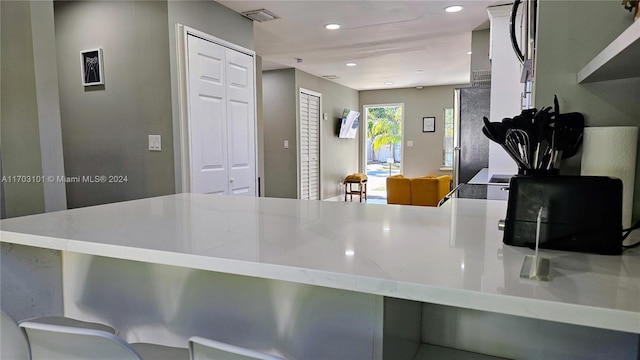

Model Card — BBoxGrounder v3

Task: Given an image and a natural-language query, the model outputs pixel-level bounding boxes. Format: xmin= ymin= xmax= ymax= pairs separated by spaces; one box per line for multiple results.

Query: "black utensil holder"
xmin=503 ymin=175 xmax=623 ymax=255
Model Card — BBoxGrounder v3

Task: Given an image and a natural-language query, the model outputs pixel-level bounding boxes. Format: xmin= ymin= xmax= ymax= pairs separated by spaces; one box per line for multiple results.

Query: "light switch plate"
xmin=407 ymin=140 xmax=414 ymax=147
xmin=323 ymin=113 xmax=328 ymax=121
xmin=149 ymin=135 xmax=161 ymax=151
xmin=284 ymin=140 xmax=289 ymax=149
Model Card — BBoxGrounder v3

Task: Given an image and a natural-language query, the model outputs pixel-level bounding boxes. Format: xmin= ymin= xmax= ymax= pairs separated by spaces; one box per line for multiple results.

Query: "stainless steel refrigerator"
xmin=453 ymin=87 xmax=491 ymax=199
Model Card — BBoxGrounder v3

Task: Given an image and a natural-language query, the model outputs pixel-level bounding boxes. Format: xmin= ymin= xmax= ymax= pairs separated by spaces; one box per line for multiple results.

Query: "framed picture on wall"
xmin=423 ymin=117 xmax=435 ymax=132
xmin=80 ymin=48 xmax=104 ymax=86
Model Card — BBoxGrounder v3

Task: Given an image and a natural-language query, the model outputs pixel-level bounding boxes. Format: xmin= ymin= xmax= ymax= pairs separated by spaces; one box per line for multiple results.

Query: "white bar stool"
xmin=188 ymin=336 xmax=287 ymax=360
xmin=2 ymin=311 xmax=115 ymax=360
xmin=1 ymin=311 xmax=30 ymax=360
xmin=19 ymin=321 xmax=189 ymax=360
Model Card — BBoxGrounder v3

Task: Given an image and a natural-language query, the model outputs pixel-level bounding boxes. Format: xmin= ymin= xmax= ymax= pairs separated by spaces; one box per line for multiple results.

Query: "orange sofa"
xmin=386 ymin=174 xmax=452 ymax=206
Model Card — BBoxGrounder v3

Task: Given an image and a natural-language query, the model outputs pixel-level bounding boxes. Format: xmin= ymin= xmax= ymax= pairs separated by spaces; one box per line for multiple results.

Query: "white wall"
xmin=54 ymin=0 xmax=175 ymax=208
xmin=487 ymin=5 xmax=521 ymax=177
xmin=534 ymin=0 xmax=640 ymax=221
xmin=256 ymin=56 xmax=265 ymax=197
xmin=262 ymin=69 xmax=298 ymax=199
xmin=262 ymin=69 xmax=359 ymax=200
xmin=295 ymin=69 xmax=360 ymax=199
xmin=1 ymin=0 xmax=46 ymax=217
xmin=30 ymin=1 xmax=67 ymax=212
xmin=359 ymin=85 xmax=464 ymax=178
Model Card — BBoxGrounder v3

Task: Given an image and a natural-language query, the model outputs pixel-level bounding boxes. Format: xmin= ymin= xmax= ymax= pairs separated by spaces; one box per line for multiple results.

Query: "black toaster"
xmin=503 ymin=176 xmax=623 ymax=255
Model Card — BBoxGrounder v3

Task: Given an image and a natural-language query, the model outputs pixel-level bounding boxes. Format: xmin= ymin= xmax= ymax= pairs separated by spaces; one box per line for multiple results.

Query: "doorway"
xmin=178 ymin=26 xmax=257 ymax=196
xmin=362 ymin=104 xmax=404 ymax=200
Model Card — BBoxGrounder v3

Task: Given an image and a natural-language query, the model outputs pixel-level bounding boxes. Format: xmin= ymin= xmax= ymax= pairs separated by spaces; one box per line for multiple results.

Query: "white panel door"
xmin=187 ymin=35 xmax=228 ymax=195
xmin=186 ymin=34 xmax=256 ymax=197
xmin=299 ymin=92 xmax=320 ymax=200
xmin=225 ymin=48 xmax=256 ymax=196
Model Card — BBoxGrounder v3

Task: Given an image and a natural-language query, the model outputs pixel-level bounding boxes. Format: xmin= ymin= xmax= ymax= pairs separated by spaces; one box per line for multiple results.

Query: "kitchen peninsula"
xmin=1 ymin=194 xmax=639 ymax=359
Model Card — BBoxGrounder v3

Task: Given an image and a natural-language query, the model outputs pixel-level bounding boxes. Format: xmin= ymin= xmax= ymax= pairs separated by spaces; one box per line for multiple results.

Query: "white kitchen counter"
xmin=1 ymin=193 xmax=638 ymax=335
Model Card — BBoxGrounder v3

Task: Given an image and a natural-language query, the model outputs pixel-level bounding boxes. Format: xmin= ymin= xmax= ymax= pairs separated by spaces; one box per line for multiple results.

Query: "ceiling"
xmin=218 ymin=0 xmax=502 ymax=91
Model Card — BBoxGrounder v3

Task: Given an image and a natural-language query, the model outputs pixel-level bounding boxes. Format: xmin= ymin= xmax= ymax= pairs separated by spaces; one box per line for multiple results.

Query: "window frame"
xmin=441 ymin=107 xmax=454 ymax=168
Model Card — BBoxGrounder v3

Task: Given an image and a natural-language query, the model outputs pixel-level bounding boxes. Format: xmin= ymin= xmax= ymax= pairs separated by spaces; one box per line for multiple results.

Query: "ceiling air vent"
xmin=241 ymin=9 xmax=280 ymax=22
xmin=322 ymin=75 xmax=339 ymax=80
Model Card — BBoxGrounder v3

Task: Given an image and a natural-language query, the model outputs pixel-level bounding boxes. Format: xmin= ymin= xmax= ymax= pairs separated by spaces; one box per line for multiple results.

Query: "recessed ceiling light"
xmin=416 ymin=86 xmax=424 ymax=89
xmin=416 ymin=69 xmax=424 ymax=73
xmin=324 ymin=23 xmax=341 ymax=30
xmin=467 ymin=51 xmax=473 ymax=55
xmin=384 ymin=82 xmax=393 ymax=85
xmin=345 ymin=62 xmax=357 ymax=67
xmin=445 ymin=5 xmax=463 ymax=13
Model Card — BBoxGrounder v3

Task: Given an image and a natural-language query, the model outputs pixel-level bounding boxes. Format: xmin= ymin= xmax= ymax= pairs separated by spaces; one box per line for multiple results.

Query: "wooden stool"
xmin=343 ymin=174 xmax=368 ymax=202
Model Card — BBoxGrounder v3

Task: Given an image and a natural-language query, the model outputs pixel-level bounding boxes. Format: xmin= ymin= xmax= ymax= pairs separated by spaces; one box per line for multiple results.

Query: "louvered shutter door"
xmin=308 ymin=94 xmax=320 ymax=200
xmin=300 ymin=93 xmax=310 ymax=200
xmin=299 ymin=92 xmax=320 ymax=200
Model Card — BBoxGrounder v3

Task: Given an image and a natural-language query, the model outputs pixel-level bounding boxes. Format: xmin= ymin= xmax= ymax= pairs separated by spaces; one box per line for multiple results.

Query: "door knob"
xmin=230 ymin=177 xmax=235 ymax=183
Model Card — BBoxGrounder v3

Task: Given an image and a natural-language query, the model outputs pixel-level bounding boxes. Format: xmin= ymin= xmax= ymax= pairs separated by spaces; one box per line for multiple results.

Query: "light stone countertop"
xmin=1 ymin=193 xmax=638 ymax=333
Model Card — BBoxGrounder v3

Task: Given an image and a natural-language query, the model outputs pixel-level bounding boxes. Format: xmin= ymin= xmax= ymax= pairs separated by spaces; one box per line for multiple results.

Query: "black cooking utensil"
xmin=483 ymin=117 xmax=530 ymax=169
xmin=512 ymin=114 xmax=532 ymax=130
xmin=505 ymin=128 xmax=532 ymax=168
xmin=494 ymin=132 xmax=531 ymax=170
xmin=483 ymin=116 xmax=507 ymax=144
xmin=510 ymin=114 xmax=537 ymax=169
xmin=502 ymin=117 xmax=515 ymax=128
xmin=555 ymin=112 xmax=584 ymax=160
xmin=483 ymin=95 xmax=584 ymax=172
xmin=563 ymin=133 xmax=583 ymax=160
xmin=532 ymin=107 xmax=553 ymax=167
xmin=519 ymin=108 xmax=537 ymax=122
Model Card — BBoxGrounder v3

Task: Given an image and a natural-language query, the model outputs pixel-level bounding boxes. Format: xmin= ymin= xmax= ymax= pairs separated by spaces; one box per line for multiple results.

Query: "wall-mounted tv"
xmin=338 ymin=109 xmax=360 ymax=139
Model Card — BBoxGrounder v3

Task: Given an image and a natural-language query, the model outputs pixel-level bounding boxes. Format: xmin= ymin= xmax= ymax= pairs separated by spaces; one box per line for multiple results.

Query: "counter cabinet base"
xmin=3 ymin=244 xmax=639 ymax=360
xmin=61 ymin=252 xmax=384 ymax=360
xmin=1 ymin=243 xmax=63 ymax=320
xmin=385 ymin=297 xmax=640 ymax=360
